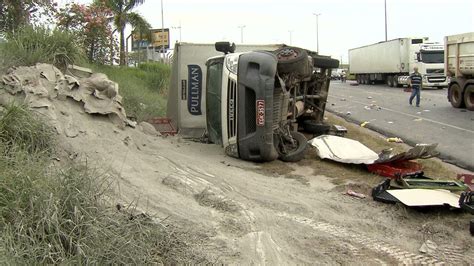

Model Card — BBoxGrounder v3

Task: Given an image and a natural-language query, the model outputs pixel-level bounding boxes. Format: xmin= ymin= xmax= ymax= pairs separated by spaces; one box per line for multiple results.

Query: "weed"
xmin=1 ymin=26 xmax=83 ymax=70
xmin=89 ymin=64 xmax=169 ymax=121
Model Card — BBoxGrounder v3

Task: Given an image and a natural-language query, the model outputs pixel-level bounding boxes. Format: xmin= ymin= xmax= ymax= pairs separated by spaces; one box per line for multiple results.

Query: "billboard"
xmin=132 ymin=28 xmax=170 ymax=51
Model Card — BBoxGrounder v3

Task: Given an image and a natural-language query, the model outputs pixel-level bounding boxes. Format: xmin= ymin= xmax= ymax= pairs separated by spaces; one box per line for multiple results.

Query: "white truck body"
xmin=167 ymin=42 xmax=282 ymax=137
xmin=349 ymin=37 xmax=448 ymax=88
xmin=444 ymin=32 xmax=474 ymax=110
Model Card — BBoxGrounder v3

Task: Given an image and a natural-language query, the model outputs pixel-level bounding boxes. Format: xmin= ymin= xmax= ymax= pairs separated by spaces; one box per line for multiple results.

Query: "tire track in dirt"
xmin=277 ymin=212 xmax=459 ymax=265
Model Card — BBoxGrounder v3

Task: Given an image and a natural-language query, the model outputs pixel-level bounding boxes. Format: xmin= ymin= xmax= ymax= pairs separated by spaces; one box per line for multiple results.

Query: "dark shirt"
xmin=409 ymin=72 xmax=422 ymax=87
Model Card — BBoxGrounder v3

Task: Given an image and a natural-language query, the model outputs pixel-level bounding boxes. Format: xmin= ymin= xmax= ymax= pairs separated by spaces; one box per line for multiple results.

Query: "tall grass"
xmin=0 ymin=104 xmax=169 ymax=264
xmin=1 ymin=26 xmax=83 ymax=70
xmin=91 ymin=63 xmax=169 ymax=121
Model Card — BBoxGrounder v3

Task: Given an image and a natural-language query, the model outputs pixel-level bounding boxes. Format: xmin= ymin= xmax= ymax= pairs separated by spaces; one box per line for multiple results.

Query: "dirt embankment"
xmin=1 ymin=64 xmax=472 ymax=264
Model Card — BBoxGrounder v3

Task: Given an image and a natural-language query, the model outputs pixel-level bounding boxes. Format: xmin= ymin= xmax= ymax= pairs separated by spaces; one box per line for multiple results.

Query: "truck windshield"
xmin=206 ymin=58 xmax=224 ymax=144
xmin=420 ymin=51 xmax=444 ymax=63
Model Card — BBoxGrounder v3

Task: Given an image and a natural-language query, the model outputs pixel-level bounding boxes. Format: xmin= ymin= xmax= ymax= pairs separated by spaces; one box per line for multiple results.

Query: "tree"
xmin=0 ymin=0 xmax=57 ymax=33
xmin=57 ymin=2 xmax=116 ymax=64
xmin=102 ymin=0 xmax=150 ymax=66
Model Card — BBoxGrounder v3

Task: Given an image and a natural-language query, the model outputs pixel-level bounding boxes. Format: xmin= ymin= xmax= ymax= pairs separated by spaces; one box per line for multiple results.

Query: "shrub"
xmin=1 ymin=26 xmax=84 ymax=70
xmin=0 ymin=104 xmax=54 ymax=155
xmin=90 ymin=63 xmax=169 ymax=121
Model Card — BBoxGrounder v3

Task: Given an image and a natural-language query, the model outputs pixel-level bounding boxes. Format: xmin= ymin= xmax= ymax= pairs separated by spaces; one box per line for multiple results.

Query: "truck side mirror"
xmin=215 ymin=42 xmax=236 ymax=54
xmin=415 ymin=52 xmax=420 ymax=61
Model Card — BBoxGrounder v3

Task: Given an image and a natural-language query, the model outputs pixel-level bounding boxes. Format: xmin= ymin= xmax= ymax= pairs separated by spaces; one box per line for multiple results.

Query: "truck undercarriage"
xmin=224 ymin=45 xmax=339 ymax=162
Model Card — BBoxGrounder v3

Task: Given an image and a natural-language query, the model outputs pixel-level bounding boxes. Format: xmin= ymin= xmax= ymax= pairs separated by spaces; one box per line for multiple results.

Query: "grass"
xmin=1 ymin=26 xmax=83 ymax=71
xmin=89 ymin=63 xmax=169 ymax=121
xmin=0 ymin=104 xmax=182 ymax=264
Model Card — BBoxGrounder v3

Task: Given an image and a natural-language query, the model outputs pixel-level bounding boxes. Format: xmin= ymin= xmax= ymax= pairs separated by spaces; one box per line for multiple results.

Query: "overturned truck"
xmin=167 ymin=42 xmax=339 ymax=162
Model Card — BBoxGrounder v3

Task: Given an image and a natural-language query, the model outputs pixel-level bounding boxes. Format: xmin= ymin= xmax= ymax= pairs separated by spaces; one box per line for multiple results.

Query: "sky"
xmin=68 ymin=0 xmax=473 ymax=63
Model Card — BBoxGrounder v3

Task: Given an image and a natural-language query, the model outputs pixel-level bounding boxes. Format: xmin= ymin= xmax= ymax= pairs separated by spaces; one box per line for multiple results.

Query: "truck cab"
xmin=205 ymin=42 xmax=339 ymax=162
xmin=410 ymin=41 xmax=447 ymax=88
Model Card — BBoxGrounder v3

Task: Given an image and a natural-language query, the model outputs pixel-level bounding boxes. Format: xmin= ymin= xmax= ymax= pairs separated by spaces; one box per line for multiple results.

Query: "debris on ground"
xmin=457 ymin=174 xmax=474 ymax=190
xmin=344 ymin=189 xmax=367 ymax=199
xmin=419 ymin=240 xmax=438 ymax=255
xmin=372 ymin=179 xmax=461 ymax=208
xmin=309 ymin=135 xmax=379 ymax=164
xmin=360 ymin=121 xmax=370 ymax=127
xmin=386 ymin=137 xmax=403 ymax=143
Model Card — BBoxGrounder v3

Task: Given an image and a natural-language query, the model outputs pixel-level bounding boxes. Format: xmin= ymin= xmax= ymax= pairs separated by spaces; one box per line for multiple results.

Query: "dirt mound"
xmin=0 ymin=63 xmax=135 ymax=129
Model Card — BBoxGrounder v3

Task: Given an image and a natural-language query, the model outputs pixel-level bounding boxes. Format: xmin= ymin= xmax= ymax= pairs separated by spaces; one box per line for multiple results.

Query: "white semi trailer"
xmin=349 ymin=37 xmax=448 ymax=88
xmin=445 ymin=32 xmax=474 ymax=111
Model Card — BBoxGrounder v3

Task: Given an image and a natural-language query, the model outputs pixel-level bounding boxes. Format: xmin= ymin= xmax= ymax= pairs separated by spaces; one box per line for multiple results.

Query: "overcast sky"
xmin=69 ymin=0 xmax=473 ymax=63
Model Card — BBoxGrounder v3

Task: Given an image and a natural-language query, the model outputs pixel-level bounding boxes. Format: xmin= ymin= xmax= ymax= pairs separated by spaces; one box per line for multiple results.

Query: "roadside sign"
xmin=132 ymin=28 xmax=170 ymax=51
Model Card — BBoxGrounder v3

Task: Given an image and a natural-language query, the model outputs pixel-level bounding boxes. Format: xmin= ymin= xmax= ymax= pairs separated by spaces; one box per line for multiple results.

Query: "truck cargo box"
xmin=167 ymin=42 xmax=282 ymax=138
xmin=445 ymin=32 xmax=474 ymax=78
xmin=349 ymin=38 xmax=410 ymax=74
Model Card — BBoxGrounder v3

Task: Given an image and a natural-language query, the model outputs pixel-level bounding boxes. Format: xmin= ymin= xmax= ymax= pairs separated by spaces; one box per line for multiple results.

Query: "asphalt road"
xmin=326 ymin=81 xmax=474 ymax=171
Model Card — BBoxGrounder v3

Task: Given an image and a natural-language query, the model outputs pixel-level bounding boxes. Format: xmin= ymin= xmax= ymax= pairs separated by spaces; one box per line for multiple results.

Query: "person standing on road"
xmin=408 ymin=66 xmax=422 ymax=107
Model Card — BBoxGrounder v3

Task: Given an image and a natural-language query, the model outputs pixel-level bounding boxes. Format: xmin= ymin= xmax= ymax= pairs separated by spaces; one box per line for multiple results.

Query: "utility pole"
xmin=160 ymin=0 xmax=165 ymax=63
xmin=384 ymin=0 xmax=388 ymax=41
xmin=238 ymin=25 xmax=246 ymax=44
xmin=172 ymin=21 xmax=182 ymax=42
xmin=288 ymin=30 xmax=293 ymax=45
xmin=313 ymin=13 xmax=321 ymax=54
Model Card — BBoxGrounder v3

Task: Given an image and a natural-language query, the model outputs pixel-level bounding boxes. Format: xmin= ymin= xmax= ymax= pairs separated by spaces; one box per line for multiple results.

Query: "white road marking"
xmin=328 ymin=94 xmax=474 ymax=134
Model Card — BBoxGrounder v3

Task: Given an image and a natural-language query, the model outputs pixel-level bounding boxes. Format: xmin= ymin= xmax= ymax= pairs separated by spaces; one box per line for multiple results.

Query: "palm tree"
xmin=101 ymin=0 xmax=150 ymax=65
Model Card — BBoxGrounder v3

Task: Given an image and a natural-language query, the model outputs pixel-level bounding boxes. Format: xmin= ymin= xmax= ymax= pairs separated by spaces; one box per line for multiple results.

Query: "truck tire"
xmin=274 ymin=131 xmax=307 ymax=162
xmin=449 ymin=83 xmax=465 ymax=108
xmin=357 ymin=75 xmax=362 ymax=84
xmin=312 ymin=55 xmax=340 ymax=69
xmin=387 ymin=76 xmax=394 ymax=87
xmin=274 ymin=47 xmax=308 ymax=74
xmin=463 ymin=85 xmax=474 ymax=111
xmin=302 ymin=120 xmax=331 ymax=135
xmin=363 ymin=75 xmax=369 ymax=85
xmin=393 ymin=76 xmax=401 ymax=87
xmin=470 ymin=219 xmax=474 ymax=236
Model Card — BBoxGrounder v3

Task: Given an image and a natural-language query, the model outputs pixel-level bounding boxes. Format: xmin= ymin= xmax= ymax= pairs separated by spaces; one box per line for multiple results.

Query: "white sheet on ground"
xmin=308 ymin=135 xmax=379 ymax=164
xmin=387 ymin=189 xmax=460 ymax=208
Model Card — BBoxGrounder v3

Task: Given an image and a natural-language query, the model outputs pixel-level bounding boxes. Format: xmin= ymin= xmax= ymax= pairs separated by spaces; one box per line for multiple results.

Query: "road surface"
xmin=327 ymin=81 xmax=474 ymax=171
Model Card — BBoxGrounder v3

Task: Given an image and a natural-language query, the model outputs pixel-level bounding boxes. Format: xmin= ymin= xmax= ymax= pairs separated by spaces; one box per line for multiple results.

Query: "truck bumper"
xmin=236 ymin=51 xmax=279 ymax=162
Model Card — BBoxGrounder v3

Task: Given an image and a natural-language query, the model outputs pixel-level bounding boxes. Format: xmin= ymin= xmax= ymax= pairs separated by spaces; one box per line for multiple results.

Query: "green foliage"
xmin=1 ymin=26 xmax=84 ymax=69
xmin=91 ymin=63 xmax=169 ymax=121
xmin=0 ymin=0 xmax=58 ymax=33
xmin=0 ymin=104 xmax=54 ymax=155
xmin=56 ymin=2 xmax=117 ymax=64
xmin=102 ymin=0 xmax=150 ymax=65
xmin=0 ymin=104 xmax=166 ymax=264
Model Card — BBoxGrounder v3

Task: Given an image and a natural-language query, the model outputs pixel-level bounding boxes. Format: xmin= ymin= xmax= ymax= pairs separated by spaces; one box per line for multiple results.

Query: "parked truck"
xmin=444 ymin=32 xmax=474 ymax=111
xmin=167 ymin=42 xmax=339 ymax=162
xmin=349 ymin=38 xmax=448 ymax=88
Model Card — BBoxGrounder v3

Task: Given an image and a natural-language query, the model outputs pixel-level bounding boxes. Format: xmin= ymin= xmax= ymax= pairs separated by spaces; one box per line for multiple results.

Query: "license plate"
xmin=256 ymin=100 xmax=265 ymax=126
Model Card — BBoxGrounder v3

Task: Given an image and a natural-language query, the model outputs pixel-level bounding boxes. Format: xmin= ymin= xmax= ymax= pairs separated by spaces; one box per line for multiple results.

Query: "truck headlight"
xmin=225 ymin=54 xmax=239 ymax=74
xmin=422 ymin=75 xmax=427 ymax=82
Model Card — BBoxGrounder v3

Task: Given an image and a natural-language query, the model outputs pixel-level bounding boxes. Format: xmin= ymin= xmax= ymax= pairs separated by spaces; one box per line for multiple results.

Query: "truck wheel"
xmin=393 ymin=76 xmax=401 ymax=87
xmin=357 ymin=75 xmax=362 ymax=84
xmin=312 ymin=55 xmax=340 ymax=69
xmin=302 ymin=120 xmax=331 ymax=135
xmin=274 ymin=131 xmax=307 ymax=162
xmin=274 ymin=47 xmax=308 ymax=74
xmin=387 ymin=76 xmax=394 ymax=87
xmin=449 ymin=83 xmax=465 ymax=108
xmin=470 ymin=219 xmax=474 ymax=236
xmin=463 ymin=85 xmax=474 ymax=111
xmin=363 ymin=75 xmax=369 ymax=85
